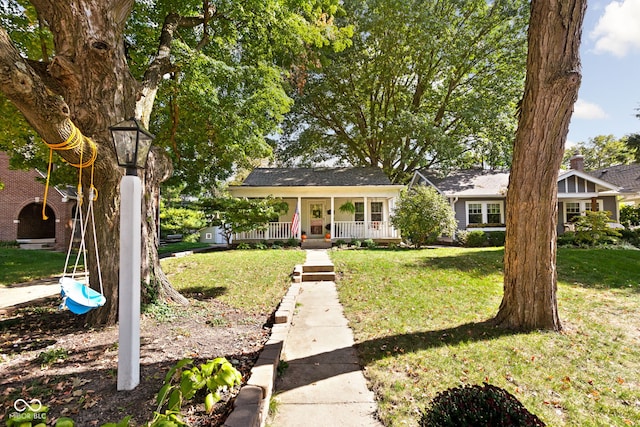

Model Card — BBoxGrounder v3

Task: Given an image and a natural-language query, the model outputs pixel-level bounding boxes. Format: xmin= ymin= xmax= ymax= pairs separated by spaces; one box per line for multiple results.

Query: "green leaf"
xmin=204 ymin=392 xmax=216 ymax=414
xmin=55 ymin=417 xmax=75 ymax=427
xmin=167 ymin=388 xmax=182 ymax=412
xmin=156 ymin=383 xmax=173 ymax=407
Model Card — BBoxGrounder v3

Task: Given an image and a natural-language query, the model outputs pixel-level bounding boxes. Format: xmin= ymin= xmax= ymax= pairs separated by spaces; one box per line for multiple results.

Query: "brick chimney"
xmin=569 ymin=152 xmax=584 ymax=171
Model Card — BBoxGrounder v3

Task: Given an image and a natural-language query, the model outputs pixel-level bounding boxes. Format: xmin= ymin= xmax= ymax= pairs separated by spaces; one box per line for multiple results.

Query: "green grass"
xmin=331 ymin=247 xmax=640 ymax=426
xmin=0 ymin=248 xmax=67 ymax=285
xmin=157 ymin=241 xmax=212 ymax=255
xmin=161 ymin=249 xmax=306 ymax=315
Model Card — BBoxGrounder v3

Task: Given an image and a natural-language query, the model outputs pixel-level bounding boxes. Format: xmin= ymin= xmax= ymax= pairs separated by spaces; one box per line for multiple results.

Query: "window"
xmin=355 ymin=202 xmax=364 ymax=222
xmin=466 ymin=201 xmax=504 ymax=226
xmin=564 ymin=200 xmax=604 ymax=223
xmin=371 ymin=202 xmax=383 ymax=222
xmin=565 ymin=202 xmax=581 ymax=222
xmin=468 ymin=203 xmax=483 ymax=224
xmin=487 ymin=203 xmax=501 ymax=224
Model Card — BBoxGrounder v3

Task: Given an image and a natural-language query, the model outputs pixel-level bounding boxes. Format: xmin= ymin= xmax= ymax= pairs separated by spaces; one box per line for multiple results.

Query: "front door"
xmin=308 ymin=202 xmax=325 ymax=237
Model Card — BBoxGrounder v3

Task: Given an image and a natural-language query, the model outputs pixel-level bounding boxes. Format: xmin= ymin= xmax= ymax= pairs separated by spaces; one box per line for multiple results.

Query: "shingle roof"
xmin=588 ymin=163 xmax=640 ymax=193
xmin=417 ymin=169 xmax=510 ymax=196
xmin=239 ymin=167 xmax=394 ymax=187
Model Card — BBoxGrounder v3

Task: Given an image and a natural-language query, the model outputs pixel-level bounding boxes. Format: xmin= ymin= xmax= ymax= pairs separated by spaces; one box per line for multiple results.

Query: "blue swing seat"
xmin=60 ymin=277 xmax=106 ymax=314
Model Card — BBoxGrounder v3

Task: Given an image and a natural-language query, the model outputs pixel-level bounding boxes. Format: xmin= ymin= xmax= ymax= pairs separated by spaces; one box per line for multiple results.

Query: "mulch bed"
xmin=0 ymin=296 xmax=273 ymax=426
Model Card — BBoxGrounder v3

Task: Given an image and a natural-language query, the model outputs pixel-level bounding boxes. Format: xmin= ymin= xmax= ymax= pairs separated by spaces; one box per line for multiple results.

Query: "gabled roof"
xmin=558 ymin=169 xmax=620 ymax=192
xmin=588 ymin=163 xmax=640 ymax=194
xmin=414 ymin=169 xmax=510 ymax=197
xmin=239 ymin=167 xmax=395 ymax=187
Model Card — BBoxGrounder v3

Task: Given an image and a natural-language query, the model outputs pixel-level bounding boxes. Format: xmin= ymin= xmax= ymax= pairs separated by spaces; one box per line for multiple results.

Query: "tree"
xmin=200 ymin=196 xmax=289 ymax=245
xmin=277 ymin=0 xmax=529 ymax=182
xmin=0 ymin=1 xmax=347 ymax=325
xmin=390 ymin=186 xmax=457 ymax=248
xmin=495 ymin=0 xmax=587 ymax=331
xmin=562 ymin=135 xmax=634 ymax=170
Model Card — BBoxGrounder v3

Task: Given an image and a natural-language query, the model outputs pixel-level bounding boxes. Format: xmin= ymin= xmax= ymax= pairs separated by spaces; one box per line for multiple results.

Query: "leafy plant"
xmin=465 ymin=230 xmax=487 ymax=247
xmin=620 ymin=204 xmax=640 ymax=228
xmin=37 ymin=348 xmax=68 ymax=367
xmin=571 ymin=210 xmax=621 ymax=246
xmin=362 ymin=238 xmax=376 ymax=248
xmin=152 ymin=357 xmax=242 ymax=425
xmin=420 ymin=383 xmax=545 ymax=427
xmin=339 ymin=200 xmax=356 ymax=214
xmin=5 ymin=403 xmax=50 ymax=427
xmin=390 ymin=187 xmax=457 ymax=248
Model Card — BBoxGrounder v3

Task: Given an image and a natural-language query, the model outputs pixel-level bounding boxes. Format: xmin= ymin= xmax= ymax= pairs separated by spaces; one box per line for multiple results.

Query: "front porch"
xmin=234 ymin=219 xmax=400 ymax=243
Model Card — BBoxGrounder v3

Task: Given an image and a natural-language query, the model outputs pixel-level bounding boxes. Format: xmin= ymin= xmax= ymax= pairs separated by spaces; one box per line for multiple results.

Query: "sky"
xmin=567 ymin=0 xmax=640 ymax=146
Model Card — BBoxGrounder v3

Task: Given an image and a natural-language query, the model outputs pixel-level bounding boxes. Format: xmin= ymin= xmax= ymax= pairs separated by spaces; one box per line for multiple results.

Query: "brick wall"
xmin=0 ymin=151 xmax=74 ymax=251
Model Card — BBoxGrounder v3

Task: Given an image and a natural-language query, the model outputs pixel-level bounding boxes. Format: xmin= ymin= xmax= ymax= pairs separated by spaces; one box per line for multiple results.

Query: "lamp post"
xmin=109 ymin=118 xmax=154 ymax=391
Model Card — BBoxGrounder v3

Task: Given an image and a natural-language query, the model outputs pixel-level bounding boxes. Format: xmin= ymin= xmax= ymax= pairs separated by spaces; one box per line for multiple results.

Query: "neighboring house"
xmin=589 ymin=163 xmax=640 ymax=205
xmin=410 ymin=154 xmax=624 ymax=235
xmin=0 ymin=151 xmax=74 ymax=251
xmin=229 ymin=167 xmax=403 ymax=243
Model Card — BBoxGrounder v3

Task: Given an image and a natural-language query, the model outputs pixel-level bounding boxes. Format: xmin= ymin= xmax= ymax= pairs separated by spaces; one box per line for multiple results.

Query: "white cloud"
xmin=590 ymin=0 xmax=640 ymax=57
xmin=573 ymin=99 xmax=609 ymax=119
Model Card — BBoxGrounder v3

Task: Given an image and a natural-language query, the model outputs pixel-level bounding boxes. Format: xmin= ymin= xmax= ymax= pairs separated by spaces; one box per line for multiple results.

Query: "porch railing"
xmin=333 ymin=221 xmax=398 ymax=240
xmin=233 ymin=221 xmax=399 ymax=240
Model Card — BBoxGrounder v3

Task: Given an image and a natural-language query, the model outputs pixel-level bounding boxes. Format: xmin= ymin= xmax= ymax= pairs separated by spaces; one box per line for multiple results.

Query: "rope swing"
xmin=42 ymin=121 xmax=105 ymax=314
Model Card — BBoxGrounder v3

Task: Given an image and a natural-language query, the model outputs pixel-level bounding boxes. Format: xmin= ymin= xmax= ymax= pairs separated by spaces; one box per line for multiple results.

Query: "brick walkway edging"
xmin=223 ymin=265 xmax=303 ymax=427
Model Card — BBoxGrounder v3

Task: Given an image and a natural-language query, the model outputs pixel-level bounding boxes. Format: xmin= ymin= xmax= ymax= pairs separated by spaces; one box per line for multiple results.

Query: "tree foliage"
xmin=199 ymin=196 xmax=289 ymax=245
xmin=563 ymin=135 xmax=635 ymax=170
xmin=390 ymin=186 xmax=457 ymax=248
xmin=277 ymin=0 xmax=529 ymax=182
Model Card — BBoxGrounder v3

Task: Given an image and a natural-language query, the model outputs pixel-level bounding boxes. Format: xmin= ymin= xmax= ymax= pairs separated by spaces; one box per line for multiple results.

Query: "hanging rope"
xmin=41 ymin=120 xmax=98 ymax=219
xmin=39 ymin=120 xmax=105 ymax=314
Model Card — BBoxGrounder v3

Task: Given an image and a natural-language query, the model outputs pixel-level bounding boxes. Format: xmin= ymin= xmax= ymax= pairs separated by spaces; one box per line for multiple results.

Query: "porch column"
xmin=591 ymin=197 xmax=598 ymax=212
xmin=364 ymin=196 xmax=369 ymax=239
xmin=330 ymin=196 xmax=335 ymax=239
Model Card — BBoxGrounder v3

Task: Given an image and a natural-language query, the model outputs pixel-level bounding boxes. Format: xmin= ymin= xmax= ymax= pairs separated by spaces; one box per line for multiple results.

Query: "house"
xmin=410 ymin=154 xmax=624 ymax=235
xmin=589 ymin=163 xmax=640 ymax=205
xmin=229 ymin=167 xmax=403 ymax=245
xmin=0 ymin=151 xmax=75 ymax=250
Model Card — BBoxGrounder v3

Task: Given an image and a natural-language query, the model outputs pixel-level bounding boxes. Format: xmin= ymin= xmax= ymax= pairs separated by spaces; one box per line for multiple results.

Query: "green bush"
xmin=236 ymin=242 xmax=252 ymax=249
xmin=620 ymin=229 xmax=640 ymax=248
xmin=465 ymin=230 xmax=487 ymax=247
xmin=335 ymin=239 xmax=347 ymax=247
xmin=285 ymin=237 xmax=299 ymax=247
xmin=486 ymin=231 xmax=506 ymax=246
xmin=620 ymin=204 xmax=640 ymax=228
xmin=362 ymin=238 xmax=376 ymax=248
xmin=391 ymin=186 xmax=457 ymax=248
xmin=350 ymin=239 xmax=362 ymax=248
xmin=420 ymin=383 xmax=545 ymax=427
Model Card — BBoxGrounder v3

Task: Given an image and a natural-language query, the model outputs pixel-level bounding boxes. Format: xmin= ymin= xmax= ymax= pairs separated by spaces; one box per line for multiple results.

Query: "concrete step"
xmin=301 ymin=239 xmax=332 ymax=249
xmin=302 ymin=264 xmax=334 ymax=273
xmin=302 ymin=271 xmax=336 ymax=282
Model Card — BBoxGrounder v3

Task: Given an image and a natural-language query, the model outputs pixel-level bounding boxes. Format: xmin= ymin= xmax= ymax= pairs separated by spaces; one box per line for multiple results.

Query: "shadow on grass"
xmin=174 ymin=285 xmax=227 ymax=300
xmin=276 ymin=319 xmax=523 ymax=393
xmin=414 ymin=248 xmax=504 ymax=277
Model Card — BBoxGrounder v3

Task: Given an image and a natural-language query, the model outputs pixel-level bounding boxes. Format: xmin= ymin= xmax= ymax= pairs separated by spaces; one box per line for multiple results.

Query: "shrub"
xmin=620 ymin=229 xmax=640 ymax=248
xmin=420 ymin=383 xmax=545 ymax=427
xmin=335 ymin=239 xmax=347 ymax=247
xmin=254 ymin=242 xmax=268 ymax=250
xmin=572 ymin=210 xmax=621 ymax=246
xmin=362 ymin=238 xmax=376 ymax=248
xmin=285 ymin=237 xmax=299 ymax=247
xmin=390 ymin=186 xmax=457 ymax=248
xmin=620 ymin=204 xmax=640 ymax=228
xmin=465 ymin=230 xmax=487 ymax=247
xmin=486 ymin=231 xmax=506 ymax=247
xmin=351 ymin=239 xmax=362 ymax=248
xmin=236 ymin=242 xmax=252 ymax=249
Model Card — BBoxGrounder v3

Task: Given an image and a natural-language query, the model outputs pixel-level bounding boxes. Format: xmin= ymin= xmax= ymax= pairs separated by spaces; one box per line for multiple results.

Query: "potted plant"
xmin=301 ymin=231 xmax=307 ymax=242
xmin=339 ymin=200 xmax=356 ymax=214
xmin=324 ymin=232 xmax=331 ymax=242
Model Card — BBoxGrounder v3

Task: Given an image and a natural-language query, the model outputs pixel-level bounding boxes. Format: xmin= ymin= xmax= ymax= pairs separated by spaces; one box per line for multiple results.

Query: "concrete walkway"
xmin=0 ymin=277 xmax=60 ymax=309
xmin=268 ymin=250 xmax=382 ymax=426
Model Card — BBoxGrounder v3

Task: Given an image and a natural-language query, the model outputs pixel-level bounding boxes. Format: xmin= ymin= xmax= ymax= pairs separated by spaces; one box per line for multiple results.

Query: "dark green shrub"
xmin=236 ymin=242 xmax=252 ymax=249
xmin=620 ymin=204 xmax=640 ymax=228
xmin=362 ymin=238 xmax=376 ymax=248
xmin=557 ymin=231 xmax=578 ymax=247
xmin=254 ymin=242 xmax=268 ymax=250
xmin=620 ymin=229 xmax=640 ymax=248
xmin=465 ymin=230 xmax=487 ymax=247
xmin=351 ymin=239 xmax=362 ymax=248
xmin=285 ymin=237 xmax=299 ymax=247
xmin=420 ymin=383 xmax=545 ymax=427
xmin=486 ymin=231 xmax=506 ymax=246
xmin=335 ymin=239 xmax=347 ymax=247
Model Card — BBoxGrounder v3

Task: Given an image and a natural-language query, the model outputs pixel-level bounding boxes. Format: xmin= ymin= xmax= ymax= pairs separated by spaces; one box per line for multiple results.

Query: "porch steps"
xmin=302 ymin=263 xmax=335 ymax=282
xmin=301 ymin=238 xmax=332 ymax=249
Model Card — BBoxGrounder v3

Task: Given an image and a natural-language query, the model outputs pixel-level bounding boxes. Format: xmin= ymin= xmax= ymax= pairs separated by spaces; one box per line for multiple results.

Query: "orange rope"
xmin=42 ymin=121 xmax=98 ymax=219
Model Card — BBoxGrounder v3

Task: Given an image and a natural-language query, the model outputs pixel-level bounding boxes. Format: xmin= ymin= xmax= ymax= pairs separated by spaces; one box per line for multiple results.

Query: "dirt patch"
xmin=0 ymin=296 xmax=273 ymax=426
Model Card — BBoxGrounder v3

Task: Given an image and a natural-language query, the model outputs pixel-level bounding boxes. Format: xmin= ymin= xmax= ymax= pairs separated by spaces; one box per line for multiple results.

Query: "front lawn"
xmin=161 ymin=249 xmax=306 ymax=315
xmin=0 ymin=248 xmax=67 ymax=285
xmin=331 ymin=247 xmax=640 ymax=426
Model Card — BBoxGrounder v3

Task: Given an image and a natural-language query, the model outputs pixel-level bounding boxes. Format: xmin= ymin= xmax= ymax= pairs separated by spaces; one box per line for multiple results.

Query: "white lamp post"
xmin=110 ymin=118 xmax=154 ymax=391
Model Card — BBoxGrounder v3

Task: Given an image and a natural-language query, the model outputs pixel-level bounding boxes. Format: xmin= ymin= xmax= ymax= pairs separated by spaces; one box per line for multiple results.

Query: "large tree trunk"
xmin=494 ymin=0 xmax=586 ymax=330
xmin=0 ymin=1 xmax=186 ymax=326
